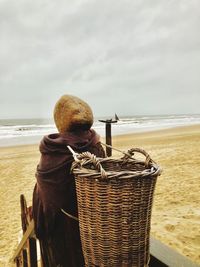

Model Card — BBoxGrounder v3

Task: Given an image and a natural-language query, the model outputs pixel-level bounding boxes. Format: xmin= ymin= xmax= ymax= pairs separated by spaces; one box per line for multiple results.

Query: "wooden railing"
xmin=12 ymin=220 xmax=38 ymax=267
xmin=12 ymin=195 xmax=40 ymax=267
xmin=12 ymin=194 xmax=200 ymax=267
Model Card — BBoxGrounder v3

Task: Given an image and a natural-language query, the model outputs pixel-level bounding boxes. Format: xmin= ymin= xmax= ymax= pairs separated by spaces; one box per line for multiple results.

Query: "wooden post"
xmin=99 ymin=118 xmax=118 ymax=157
xmin=105 ymin=122 xmax=112 ymax=156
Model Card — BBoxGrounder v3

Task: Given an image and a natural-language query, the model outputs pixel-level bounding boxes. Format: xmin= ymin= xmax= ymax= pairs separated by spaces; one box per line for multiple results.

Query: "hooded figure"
xmin=32 ymin=95 xmax=105 ymax=267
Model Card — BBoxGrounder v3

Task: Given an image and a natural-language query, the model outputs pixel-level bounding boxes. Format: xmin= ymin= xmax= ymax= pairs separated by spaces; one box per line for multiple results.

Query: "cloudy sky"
xmin=0 ymin=0 xmax=200 ymax=119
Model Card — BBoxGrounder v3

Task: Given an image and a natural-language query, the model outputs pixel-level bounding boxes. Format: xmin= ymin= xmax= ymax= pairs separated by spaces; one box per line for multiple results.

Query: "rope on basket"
xmin=61 ymin=208 xmax=79 ymax=221
xmin=101 ymin=142 xmax=152 ymax=167
xmin=100 ymin=142 xmax=132 ymax=158
xmin=67 ymin=145 xmax=108 ymax=180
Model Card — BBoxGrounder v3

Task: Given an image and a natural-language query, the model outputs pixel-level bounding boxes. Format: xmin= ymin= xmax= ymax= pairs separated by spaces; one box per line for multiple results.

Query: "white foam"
xmin=0 ymin=115 xmax=200 ymax=146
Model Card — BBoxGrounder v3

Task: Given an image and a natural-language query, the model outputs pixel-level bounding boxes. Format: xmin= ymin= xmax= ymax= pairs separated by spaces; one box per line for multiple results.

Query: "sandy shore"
xmin=0 ymin=124 xmax=200 ymax=266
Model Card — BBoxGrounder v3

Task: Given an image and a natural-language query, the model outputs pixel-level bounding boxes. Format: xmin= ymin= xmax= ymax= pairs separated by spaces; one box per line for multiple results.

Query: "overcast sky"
xmin=0 ymin=0 xmax=200 ymax=119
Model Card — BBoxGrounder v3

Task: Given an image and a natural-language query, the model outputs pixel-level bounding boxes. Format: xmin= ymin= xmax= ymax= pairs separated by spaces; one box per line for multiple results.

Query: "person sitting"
xmin=32 ymin=95 xmax=105 ymax=267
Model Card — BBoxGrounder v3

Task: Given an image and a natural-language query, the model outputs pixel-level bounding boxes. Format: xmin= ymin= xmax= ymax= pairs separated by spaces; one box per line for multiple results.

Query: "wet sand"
xmin=0 ymin=124 xmax=200 ymax=266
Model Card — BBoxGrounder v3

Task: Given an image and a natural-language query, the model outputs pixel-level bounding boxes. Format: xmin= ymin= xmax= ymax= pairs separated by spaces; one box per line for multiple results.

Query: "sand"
xmin=0 ymin=124 xmax=200 ymax=266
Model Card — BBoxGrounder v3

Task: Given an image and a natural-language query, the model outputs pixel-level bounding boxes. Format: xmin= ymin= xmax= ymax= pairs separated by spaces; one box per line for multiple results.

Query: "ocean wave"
xmin=0 ymin=115 xmax=200 ymax=141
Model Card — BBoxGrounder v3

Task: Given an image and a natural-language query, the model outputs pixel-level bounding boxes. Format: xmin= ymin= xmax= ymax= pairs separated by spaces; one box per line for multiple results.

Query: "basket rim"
xmin=72 ymin=156 xmax=161 ymax=180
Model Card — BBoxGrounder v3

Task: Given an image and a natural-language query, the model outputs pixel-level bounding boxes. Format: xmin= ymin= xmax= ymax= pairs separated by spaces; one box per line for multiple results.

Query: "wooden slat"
xmin=16 ymin=257 xmax=21 ymax=267
xmin=28 ymin=237 xmax=38 ymax=267
xmin=22 ymin=249 xmax=28 ymax=267
xmin=20 ymin=194 xmax=28 ymax=234
xmin=12 ymin=220 xmax=35 ymax=262
xmin=149 ymin=254 xmax=168 ymax=267
xmin=150 ymin=237 xmax=200 ymax=267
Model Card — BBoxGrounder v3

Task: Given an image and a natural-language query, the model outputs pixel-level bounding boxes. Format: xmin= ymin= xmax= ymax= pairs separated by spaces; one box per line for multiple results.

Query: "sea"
xmin=0 ymin=114 xmax=200 ymax=147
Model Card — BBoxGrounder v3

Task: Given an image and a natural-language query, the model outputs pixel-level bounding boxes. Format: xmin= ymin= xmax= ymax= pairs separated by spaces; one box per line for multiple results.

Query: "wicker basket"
xmin=71 ymin=147 xmax=161 ymax=267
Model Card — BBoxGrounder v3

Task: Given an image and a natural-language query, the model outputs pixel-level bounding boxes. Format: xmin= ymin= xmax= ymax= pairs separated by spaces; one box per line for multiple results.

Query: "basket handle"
xmin=68 ymin=146 xmax=108 ymax=180
xmin=123 ymin=147 xmax=152 ymax=167
xmin=101 ymin=143 xmax=152 ymax=167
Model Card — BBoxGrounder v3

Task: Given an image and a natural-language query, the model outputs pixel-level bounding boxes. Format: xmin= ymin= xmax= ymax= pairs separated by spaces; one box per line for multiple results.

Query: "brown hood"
xmin=37 ymin=129 xmax=100 ymax=172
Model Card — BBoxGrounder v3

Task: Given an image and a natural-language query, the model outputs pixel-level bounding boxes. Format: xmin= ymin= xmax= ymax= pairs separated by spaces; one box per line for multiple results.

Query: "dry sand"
xmin=0 ymin=124 xmax=200 ymax=266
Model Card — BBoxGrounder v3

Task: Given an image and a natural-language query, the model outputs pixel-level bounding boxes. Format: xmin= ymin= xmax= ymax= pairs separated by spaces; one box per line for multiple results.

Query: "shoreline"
xmin=0 ymin=124 xmax=200 ymax=265
xmin=0 ymin=123 xmax=200 ymax=148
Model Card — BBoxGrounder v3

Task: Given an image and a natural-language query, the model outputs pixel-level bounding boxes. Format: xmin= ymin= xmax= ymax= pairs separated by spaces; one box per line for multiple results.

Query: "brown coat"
xmin=32 ymin=129 xmax=105 ymax=267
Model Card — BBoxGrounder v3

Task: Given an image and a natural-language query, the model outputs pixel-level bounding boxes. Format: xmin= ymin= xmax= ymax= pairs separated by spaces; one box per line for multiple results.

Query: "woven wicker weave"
xmin=71 ymin=147 xmax=161 ymax=267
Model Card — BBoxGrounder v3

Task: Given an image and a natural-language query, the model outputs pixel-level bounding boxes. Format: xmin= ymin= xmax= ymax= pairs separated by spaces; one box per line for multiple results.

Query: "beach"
xmin=0 ymin=124 xmax=200 ymax=266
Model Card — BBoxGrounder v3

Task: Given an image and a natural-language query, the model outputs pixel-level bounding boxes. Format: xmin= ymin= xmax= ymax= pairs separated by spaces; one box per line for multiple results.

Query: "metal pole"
xmin=105 ymin=123 xmax=112 ymax=156
xmin=99 ymin=117 xmax=118 ymax=157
